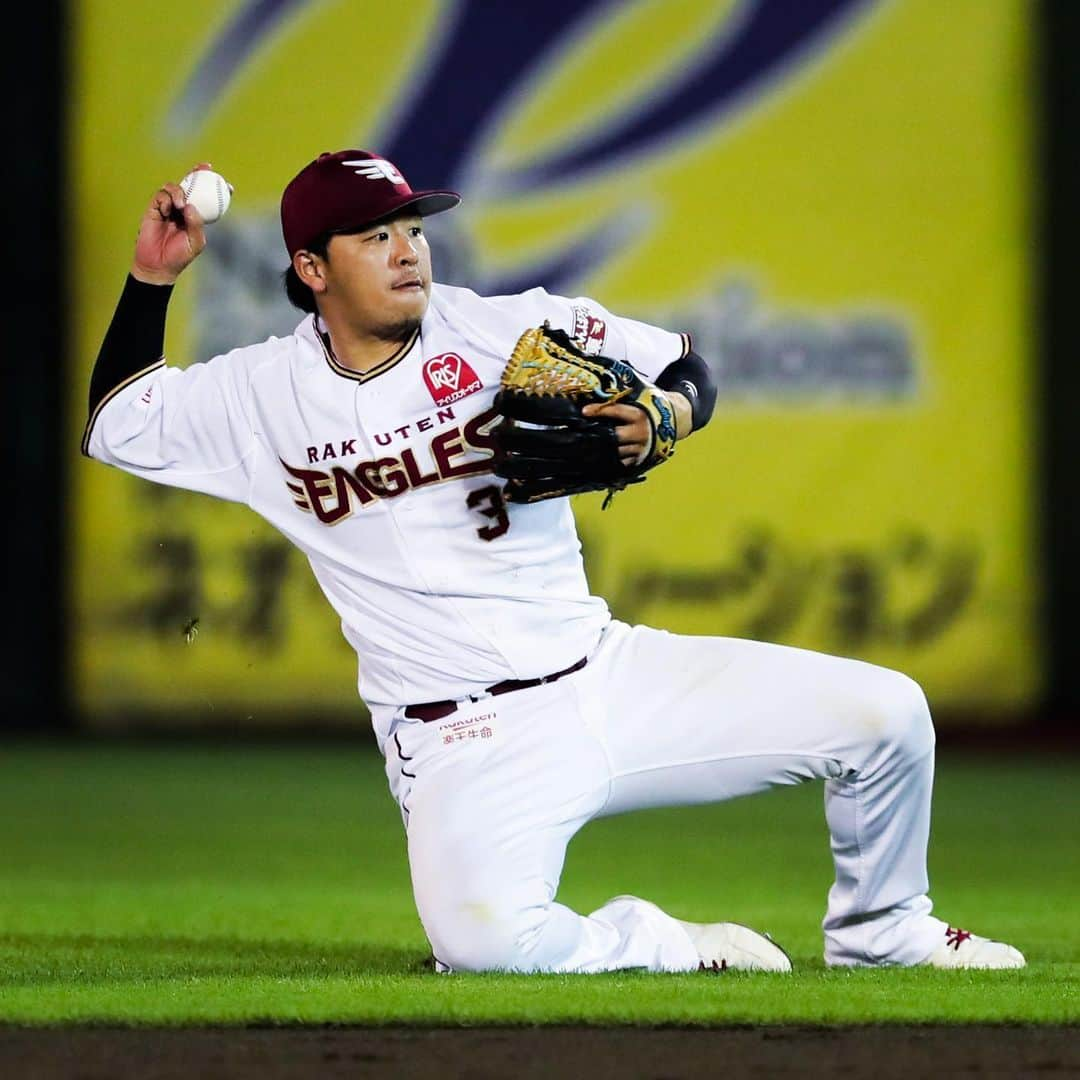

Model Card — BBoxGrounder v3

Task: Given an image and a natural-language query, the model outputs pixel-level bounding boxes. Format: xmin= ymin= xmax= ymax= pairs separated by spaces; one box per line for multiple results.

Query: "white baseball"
xmin=179 ymin=169 xmax=233 ymax=224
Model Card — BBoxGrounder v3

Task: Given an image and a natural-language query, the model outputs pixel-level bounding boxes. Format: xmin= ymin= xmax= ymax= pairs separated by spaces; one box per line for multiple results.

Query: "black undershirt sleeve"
xmin=655 ymin=350 xmax=717 ymax=432
xmin=86 ymin=274 xmax=174 ymax=428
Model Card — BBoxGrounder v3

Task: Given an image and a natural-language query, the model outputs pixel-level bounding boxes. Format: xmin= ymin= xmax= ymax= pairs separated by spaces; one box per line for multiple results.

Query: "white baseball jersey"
xmin=85 ymin=283 xmax=689 ymax=742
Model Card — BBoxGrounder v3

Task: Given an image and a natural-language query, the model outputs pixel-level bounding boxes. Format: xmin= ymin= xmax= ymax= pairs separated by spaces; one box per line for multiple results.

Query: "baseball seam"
xmin=180 ymin=173 xmax=226 ymax=222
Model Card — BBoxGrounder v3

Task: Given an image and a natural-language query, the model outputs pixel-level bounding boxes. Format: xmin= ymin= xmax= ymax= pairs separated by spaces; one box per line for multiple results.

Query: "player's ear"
xmin=293 ymin=250 xmax=327 ymax=294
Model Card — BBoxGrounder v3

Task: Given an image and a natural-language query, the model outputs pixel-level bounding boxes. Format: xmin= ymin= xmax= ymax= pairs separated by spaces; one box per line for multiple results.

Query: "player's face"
xmin=322 ymin=213 xmax=433 ymax=337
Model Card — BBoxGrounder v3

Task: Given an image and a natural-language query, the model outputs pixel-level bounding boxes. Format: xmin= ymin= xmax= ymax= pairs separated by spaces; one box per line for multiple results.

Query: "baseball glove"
xmin=492 ymin=323 xmax=678 ymax=506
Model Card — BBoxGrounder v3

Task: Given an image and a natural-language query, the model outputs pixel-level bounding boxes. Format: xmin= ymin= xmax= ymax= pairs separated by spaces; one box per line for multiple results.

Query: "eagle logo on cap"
xmin=342 ymin=158 xmax=406 ymax=184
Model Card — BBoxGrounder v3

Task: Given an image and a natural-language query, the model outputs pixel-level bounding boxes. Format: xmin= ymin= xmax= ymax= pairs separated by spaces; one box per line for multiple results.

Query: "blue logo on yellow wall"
xmin=172 ymin=0 xmax=876 ymax=292
xmin=174 ymin=0 xmax=912 ymax=402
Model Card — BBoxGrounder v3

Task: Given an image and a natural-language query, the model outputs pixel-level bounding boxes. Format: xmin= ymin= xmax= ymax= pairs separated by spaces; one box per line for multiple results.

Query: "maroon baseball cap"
xmin=280 ymin=150 xmax=461 ymax=256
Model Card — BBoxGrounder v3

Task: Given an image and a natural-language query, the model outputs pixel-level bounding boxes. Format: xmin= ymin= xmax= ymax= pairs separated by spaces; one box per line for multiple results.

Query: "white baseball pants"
xmin=381 ymin=620 xmax=946 ymax=972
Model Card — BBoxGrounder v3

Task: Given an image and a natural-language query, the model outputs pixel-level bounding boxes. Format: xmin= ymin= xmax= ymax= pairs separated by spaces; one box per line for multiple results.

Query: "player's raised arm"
xmin=87 ymin=164 xmax=214 ymax=420
xmin=83 ymin=165 xmax=256 ymax=505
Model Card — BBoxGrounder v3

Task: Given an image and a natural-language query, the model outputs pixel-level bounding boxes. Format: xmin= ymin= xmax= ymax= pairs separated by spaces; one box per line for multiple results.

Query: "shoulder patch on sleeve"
xmin=571 ymin=305 xmax=608 ymax=355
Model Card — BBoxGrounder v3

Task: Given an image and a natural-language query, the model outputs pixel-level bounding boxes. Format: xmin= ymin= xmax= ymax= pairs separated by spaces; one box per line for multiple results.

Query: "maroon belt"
xmin=404 ymin=656 xmax=588 ymax=723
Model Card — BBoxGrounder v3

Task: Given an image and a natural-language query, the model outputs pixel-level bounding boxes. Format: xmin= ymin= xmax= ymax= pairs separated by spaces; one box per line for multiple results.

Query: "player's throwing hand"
xmin=131 ymin=163 xmax=212 ymax=286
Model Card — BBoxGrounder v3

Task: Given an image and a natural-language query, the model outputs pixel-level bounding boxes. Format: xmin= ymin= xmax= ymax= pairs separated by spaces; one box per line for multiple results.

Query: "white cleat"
xmin=922 ymin=926 xmax=1026 ymax=970
xmin=679 ymin=919 xmax=793 ymax=973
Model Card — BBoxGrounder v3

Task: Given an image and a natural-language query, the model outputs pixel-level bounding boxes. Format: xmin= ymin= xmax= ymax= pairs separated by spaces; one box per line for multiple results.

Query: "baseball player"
xmin=83 ymin=152 xmax=1025 ymax=974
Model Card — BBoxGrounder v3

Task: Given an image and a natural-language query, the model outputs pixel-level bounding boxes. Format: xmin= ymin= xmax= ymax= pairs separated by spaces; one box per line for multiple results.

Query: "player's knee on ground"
xmin=425 ymin=898 xmax=550 ymax=973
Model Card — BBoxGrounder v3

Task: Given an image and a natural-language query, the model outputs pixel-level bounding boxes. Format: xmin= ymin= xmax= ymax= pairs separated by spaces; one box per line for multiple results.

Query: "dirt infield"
xmin=3 ymin=1025 xmax=1078 ymax=1078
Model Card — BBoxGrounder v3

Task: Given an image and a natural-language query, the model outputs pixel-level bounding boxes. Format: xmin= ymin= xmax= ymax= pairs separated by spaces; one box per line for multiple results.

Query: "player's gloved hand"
xmin=492 ymin=323 xmax=678 ymax=506
xmin=581 ymin=401 xmax=661 ymax=465
xmin=131 ymin=163 xmax=211 ymax=286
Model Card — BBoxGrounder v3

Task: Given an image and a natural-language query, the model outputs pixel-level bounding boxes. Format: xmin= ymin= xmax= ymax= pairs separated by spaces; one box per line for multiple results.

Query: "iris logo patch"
xmin=423 ymin=353 xmax=483 ymax=406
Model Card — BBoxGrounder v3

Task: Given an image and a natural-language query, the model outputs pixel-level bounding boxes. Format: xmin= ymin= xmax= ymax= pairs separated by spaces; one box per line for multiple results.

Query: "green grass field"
xmin=0 ymin=740 xmax=1076 ymax=1026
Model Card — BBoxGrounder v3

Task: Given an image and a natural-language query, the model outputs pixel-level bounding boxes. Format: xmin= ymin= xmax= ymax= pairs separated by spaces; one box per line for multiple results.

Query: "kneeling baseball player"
xmin=83 ymin=152 xmax=1025 ymax=973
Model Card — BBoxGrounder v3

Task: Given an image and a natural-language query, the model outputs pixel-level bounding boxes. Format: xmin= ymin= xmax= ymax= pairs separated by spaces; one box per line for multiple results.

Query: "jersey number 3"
xmin=466 ymin=485 xmax=510 ymax=541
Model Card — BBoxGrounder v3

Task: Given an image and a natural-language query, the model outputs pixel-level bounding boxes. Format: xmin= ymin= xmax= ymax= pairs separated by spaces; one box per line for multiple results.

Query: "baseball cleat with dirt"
xmin=921 ymin=926 xmax=1026 ymax=969
xmin=679 ymin=919 xmax=794 ymax=973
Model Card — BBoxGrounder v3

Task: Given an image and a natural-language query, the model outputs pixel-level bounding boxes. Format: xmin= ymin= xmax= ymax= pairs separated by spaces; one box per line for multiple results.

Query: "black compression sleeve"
xmin=87 ymin=274 xmax=174 ymax=426
xmin=655 ymin=350 xmax=717 ymax=431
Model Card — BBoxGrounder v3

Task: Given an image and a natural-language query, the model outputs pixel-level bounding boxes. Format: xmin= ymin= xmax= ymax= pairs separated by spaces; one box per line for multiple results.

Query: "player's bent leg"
xmin=418 ymin=884 xmax=701 ymax=975
xmin=818 ymin=672 xmax=943 ymax=965
xmin=405 ymin=783 xmax=700 ymax=974
xmin=381 ymin=683 xmax=699 ymax=974
xmin=580 ymin=622 xmax=998 ymax=968
xmin=820 ymin=679 xmax=1022 ymax=968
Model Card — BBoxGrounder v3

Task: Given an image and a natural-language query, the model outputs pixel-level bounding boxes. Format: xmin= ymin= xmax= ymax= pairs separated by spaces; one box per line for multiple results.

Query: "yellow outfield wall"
xmin=72 ymin=0 xmax=1039 ymax=724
